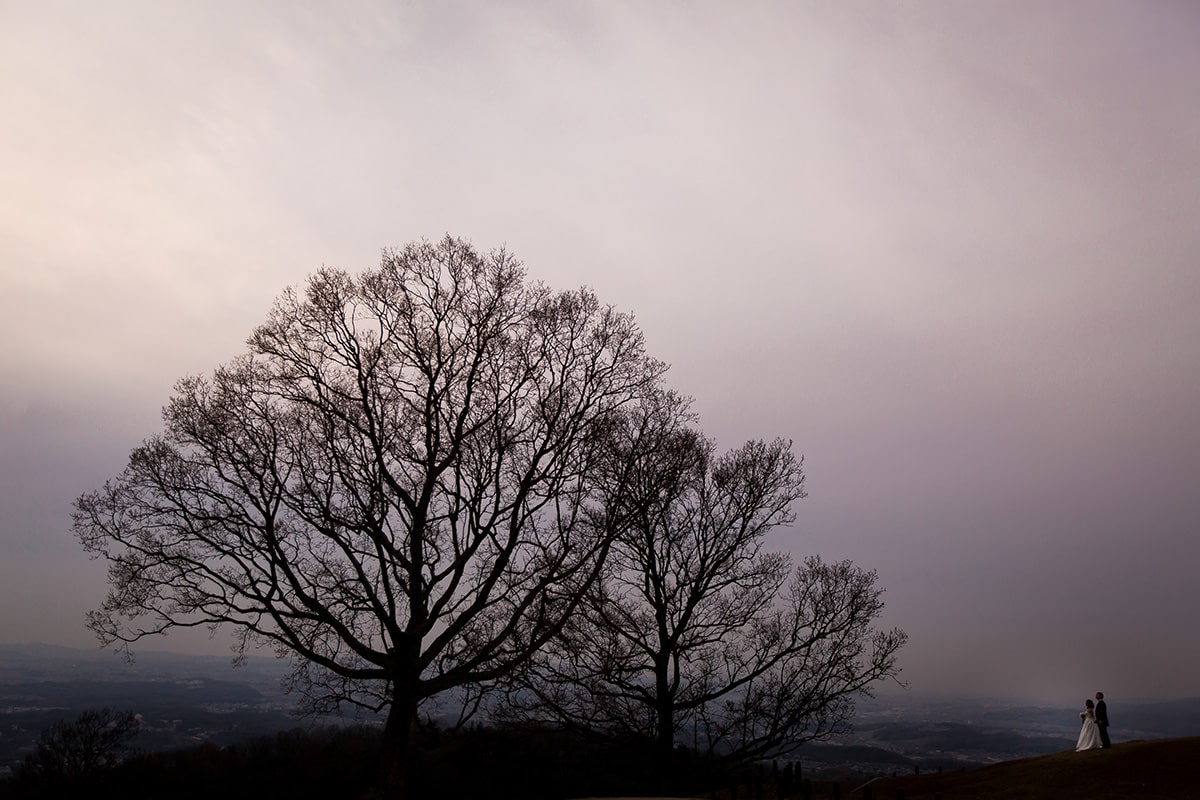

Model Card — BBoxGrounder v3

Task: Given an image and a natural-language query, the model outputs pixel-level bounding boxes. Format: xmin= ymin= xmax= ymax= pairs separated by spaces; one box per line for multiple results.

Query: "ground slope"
xmin=867 ymin=737 xmax=1199 ymax=800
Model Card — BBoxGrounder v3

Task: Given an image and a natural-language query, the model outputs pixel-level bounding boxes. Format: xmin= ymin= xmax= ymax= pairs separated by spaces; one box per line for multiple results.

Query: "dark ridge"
xmin=869 ymin=737 xmax=1200 ymax=800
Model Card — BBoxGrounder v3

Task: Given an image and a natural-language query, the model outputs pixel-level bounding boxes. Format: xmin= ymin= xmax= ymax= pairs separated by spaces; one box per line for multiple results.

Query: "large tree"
xmin=497 ymin=412 xmax=906 ymax=770
xmin=73 ymin=237 xmax=667 ymax=795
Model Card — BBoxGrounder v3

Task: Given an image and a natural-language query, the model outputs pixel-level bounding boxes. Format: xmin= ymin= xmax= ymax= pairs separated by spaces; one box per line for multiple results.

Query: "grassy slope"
xmin=865 ymin=737 xmax=1199 ymax=800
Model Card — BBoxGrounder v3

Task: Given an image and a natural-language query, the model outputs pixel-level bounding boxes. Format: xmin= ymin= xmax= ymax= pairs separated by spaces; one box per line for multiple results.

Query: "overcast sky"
xmin=2 ymin=1 xmax=1198 ymax=705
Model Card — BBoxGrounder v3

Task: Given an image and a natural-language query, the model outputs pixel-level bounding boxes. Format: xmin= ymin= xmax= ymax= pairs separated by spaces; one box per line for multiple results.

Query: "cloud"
xmin=1 ymin=0 xmax=1198 ymax=698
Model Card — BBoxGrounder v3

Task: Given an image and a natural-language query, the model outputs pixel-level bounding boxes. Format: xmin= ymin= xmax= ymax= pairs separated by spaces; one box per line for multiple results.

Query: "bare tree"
xmin=17 ymin=707 xmax=139 ymax=785
xmin=498 ymin=414 xmax=906 ymax=770
xmin=73 ymin=237 xmax=667 ymax=796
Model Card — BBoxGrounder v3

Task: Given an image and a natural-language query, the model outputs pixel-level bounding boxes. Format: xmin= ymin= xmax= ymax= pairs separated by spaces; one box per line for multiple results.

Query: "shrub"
xmin=14 ymin=707 xmax=138 ymax=786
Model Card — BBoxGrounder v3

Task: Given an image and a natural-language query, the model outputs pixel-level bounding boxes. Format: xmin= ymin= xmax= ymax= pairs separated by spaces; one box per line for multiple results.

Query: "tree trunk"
xmin=373 ymin=689 xmax=418 ymax=799
xmin=654 ymin=661 xmax=676 ymax=790
xmin=655 ymin=697 xmax=675 ymax=757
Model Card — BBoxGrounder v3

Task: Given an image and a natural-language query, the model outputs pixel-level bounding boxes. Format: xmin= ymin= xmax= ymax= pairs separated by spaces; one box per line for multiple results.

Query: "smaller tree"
xmin=16 ymin=707 xmax=139 ymax=785
xmin=497 ymin=413 xmax=906 ymax=773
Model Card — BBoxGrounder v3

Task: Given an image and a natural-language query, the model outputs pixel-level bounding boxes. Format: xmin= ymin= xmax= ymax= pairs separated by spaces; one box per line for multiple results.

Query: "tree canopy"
xmin=75 ymin=235 xmax=904 ymax=795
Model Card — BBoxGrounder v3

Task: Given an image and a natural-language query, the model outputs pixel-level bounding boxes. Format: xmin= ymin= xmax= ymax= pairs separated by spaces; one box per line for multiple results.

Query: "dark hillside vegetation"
xmin=3 ymin=724 xmax=1196 ymax=800
xmin=3 ymin=725 xmax=377 ymax=800
xmin=1 ymin=723 xmax=730 ymax=800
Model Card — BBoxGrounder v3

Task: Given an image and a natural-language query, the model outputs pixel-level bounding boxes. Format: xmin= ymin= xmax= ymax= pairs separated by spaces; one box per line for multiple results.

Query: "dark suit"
xmin=1095 ymin=698 xmax=1111 ymax=748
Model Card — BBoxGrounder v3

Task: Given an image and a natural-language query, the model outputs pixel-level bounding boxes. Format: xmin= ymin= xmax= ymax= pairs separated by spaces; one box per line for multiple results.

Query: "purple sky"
xmin=2 ymin=1 xmax=1198 ymax=704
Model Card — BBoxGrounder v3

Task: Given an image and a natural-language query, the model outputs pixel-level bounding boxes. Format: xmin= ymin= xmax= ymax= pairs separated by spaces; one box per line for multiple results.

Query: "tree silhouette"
xmin=498 ymin=406 xmax=906 ymax=773
xmin=17 ymin=707 xmax=139 ymax=785
xmin=73 ymin=237 xmax=667 ymax=796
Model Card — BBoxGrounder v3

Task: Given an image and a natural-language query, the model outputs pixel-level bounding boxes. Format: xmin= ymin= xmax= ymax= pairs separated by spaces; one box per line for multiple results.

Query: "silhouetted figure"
xmin=1095 ymin=691 xmax=1111 ymax=748
xmin=1075 ymin=698 xmax=1103 ymax=751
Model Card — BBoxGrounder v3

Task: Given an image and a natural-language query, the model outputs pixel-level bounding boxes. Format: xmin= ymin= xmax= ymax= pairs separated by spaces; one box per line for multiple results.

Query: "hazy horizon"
xmin=2 ymin=640 xmax=1194 ymax=709
xmin=3 ymin=2 xmax=1198 ymax=707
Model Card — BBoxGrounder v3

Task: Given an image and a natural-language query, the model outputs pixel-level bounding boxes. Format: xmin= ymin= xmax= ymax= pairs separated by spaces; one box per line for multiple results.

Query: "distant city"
xmin=2 ymin=643 xmax=1196 ymax=781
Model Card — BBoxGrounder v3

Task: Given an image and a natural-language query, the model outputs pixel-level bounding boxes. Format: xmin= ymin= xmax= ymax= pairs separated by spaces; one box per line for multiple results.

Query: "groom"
xmin=1095 ymin=692 xmax=1111 ymax=749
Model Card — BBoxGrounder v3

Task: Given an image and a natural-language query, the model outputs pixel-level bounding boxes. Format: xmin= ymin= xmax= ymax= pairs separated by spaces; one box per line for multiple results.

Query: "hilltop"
xmin=2 ymin=646 xmax=1196 ymax=797
xmin=868 ymin=737 xmax=1200 ymax=800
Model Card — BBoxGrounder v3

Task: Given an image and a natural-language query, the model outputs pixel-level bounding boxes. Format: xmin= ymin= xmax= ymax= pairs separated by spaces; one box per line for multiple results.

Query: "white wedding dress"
xmin=1076 ymin=708 xmax=1103 ymax=751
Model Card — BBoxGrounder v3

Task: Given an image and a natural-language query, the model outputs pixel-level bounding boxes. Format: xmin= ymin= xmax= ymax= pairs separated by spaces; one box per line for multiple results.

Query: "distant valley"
xmin=796 ymin=690 xmax=1200 ymax=779
xmin=2 ymin=643 xmax=1196 ymax=781
xmin=0 ymin=643 xmax=380 ymax=777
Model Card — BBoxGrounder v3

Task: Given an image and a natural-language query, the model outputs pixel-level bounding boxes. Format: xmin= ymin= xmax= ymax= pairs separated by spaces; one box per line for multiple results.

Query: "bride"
xmin=1076 ymin=698 xmax=1104 ymax=751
